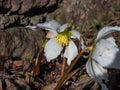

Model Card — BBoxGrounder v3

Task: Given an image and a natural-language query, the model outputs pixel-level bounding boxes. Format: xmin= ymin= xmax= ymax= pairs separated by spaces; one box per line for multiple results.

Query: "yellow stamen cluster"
xmin=56 ymin=23 xmax=73 ymax=46
xmin=56 ymin=34 xmax=70 ymax=46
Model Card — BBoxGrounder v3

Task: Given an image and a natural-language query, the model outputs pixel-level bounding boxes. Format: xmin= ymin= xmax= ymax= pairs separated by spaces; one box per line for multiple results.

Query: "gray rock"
xmin=47 ymin=0 xmax=120 ymax=31
xmin=0 ymin=27 xmax=45 ymax=61
xmin=0 ymin=0 xmax=59 ymax=14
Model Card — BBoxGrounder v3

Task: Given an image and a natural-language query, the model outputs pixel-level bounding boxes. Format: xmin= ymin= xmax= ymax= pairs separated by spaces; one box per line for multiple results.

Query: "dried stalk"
xmin=61 ymin=57 xmax=66 ymax=76
xmin=33 ymin=47 xmax=44 ymax=76
xmin=54 ymin=47 xmax=88 ymax=90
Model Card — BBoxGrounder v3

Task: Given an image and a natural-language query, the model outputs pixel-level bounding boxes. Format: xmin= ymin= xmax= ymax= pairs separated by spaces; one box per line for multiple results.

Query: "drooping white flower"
xmin=86 ymin=26 xmax=120 ymax=90
xmin=86 ymin=58 xmax=108 ymax=90
xmin=27 ymin=20 xmax=85 ymax=65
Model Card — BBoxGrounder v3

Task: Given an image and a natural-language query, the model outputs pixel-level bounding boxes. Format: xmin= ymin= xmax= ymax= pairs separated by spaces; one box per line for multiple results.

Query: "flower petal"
xmin=86 ymin=58 xmax=108 ymax=90
xmin=64 ymin=40 xmax=78 ymax=65
xmin=44 ymin=38 xmax=63 ymax=62
xmin=92 ymin=37 xmax=120 ymax=69
xmin=71 ymin=30 xmax=86 ymax=49
xmin=59 ymin=24 xmax=68 ymax=32
xmin=81 ymin=38 xmax=86 ymax=49
xmin=100 ymin=83 xmax=109 ymax=90
xmin=37 ymin=20 xmax=61 ymax=33
xmin=26 ymin=26 xmax=37 ymax=31
xmin=46 ymin=32 xmax=57 ymax=38
xmin=71 ymin=30 xmax=85 ymax=49
xmin=71 ymin=30 xmax=80 ymax=40
xmin=86 ymin=58 xmax=108 ymax=82
xmin=96 ymin=26 xmax=120 ymax=42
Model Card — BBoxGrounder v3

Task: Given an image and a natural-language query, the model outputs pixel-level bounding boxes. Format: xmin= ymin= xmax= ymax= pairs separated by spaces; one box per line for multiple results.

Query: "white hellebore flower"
xmin=86 ymin=26 xmax=120 ymax=90
xmin=27 ymin=20 xmax=85 ymax=65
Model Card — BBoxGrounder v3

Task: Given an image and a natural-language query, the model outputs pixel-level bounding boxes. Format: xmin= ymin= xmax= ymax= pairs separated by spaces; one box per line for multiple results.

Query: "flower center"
xmin=56 ymin=34 xmax=70 ymax=46
xmin=56 ymin=23 xmax=73 ymax=46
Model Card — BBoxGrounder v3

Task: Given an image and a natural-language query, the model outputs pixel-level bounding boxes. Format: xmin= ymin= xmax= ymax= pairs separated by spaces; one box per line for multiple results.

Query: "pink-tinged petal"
xmin=44 ymin=38 xmax=63 ymax=62
xmin=96 ymin=26 xmax=120 ymax=42
xmin=46 ymin=32 xmax=57 ymax=38
xmin=64 ymin=40 xmax=78 ymax=65
xmin=37 ymin=20 xmax=61 ymax=33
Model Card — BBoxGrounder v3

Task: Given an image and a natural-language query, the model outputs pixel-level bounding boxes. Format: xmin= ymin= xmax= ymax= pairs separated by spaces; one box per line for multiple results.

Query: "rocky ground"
xmin=0 ymin=0 xmax=120 ymax=90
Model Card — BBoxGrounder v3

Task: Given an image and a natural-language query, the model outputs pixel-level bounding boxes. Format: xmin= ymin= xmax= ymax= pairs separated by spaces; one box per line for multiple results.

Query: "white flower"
xmin=86 ymin=26 xmax=120 ymax=90
xmin=27 ymin=20 xmax=85 ymax=65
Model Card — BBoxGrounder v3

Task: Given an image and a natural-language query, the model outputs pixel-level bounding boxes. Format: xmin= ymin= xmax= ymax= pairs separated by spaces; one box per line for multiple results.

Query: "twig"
xmin=64 ymin=66 xmax=84 ymax=84
xmin=33 ymin=47 xmax=44 ymax=76
xmin=61 ymin=57 xmax=66 ymax=76
xmin=54 ymin=47 xmax=88 ymax=90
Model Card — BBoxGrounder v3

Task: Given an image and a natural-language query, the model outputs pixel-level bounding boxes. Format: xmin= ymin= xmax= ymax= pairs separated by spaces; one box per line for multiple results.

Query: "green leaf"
xmin=92 ymin=19 xmax=100 ymax=27
xmin=42 ymin=39 xmax=48 ymax=47
xmin=91 ymin=19 xmax=101 ymax=32
xmin=65 ymin=22 xmax=73 ymax=32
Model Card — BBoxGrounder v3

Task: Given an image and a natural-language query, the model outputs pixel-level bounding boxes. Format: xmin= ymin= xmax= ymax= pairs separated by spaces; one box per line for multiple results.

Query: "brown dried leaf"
xmin=13 ymin=60 xmax=23 ymax=67
xmin=43 ymin=83 xmax=57 ymax=90
xmin=23 ymin=61 xmax=31 ymax=72
xmin=4 ymin=60 xmax=13 ymax=69
xmin=69 ymin=77 xmax=98 ymax=90
xmin=15 ymin=78 xmax=28 ymax=87
xmin=91 ymin=82 xmax=100 ymax=90
xmin=5 ymin=79 xmax=17 ymax=90
xmin=0 ymin=54 xmax=9 ymax=60
xmin=33 ymin=47 xmax=44 ymax=76
xmin=83 ymin=32 xmax=96 ymax=46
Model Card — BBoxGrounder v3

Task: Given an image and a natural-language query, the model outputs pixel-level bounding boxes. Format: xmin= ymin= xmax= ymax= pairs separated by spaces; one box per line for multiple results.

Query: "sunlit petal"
xmin=96 ymin=26 xmax=120 ymax=42
xmin=86 ymin=58 xmax=108 ymax=90
xmin=44 ymin=38 xmax=63 ymax=62
xmin=64 ymin=40 xmax=78 ymax=65
xmin=37 ymin=20 xmax=61 ymax=33
xmin=92 ymin=37 xmax=120 ymax=69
